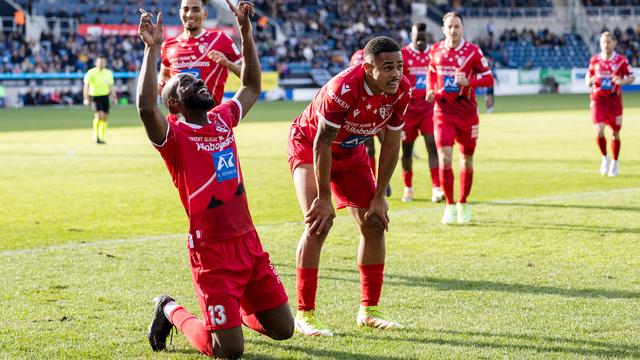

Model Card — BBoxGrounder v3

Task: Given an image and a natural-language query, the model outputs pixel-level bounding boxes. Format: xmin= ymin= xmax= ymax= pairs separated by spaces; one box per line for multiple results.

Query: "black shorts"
xmin=92 ymin=95 xmax=110 ymax=113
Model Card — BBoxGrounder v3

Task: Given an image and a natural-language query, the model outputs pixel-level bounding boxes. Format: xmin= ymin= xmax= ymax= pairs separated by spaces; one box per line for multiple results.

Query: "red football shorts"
xmin=287 ymin=125 xmax=376 ymax=209
xmin=188 ymin=229 xmax=288 ymax=331
xmin=433 ymin=111 xmax=479 ymax=155
xmin=591 ymin=95 xmax=622 ymax=131
xmin=402 ymin=99 xmax=434 ymax=143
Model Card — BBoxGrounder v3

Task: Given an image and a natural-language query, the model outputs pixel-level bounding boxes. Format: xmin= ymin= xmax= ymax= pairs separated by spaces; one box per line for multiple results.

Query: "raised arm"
xmin=136 ymin=9 xmax=168 ymax=145
xmin=225 ymin=0 xmax=260 ymax=117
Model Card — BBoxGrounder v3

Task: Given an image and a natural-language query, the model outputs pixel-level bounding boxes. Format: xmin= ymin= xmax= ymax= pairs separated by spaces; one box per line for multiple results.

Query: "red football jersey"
xmin=292 ymin=64 xmax=411 ymax=156
xmin=161 ymin=30 xmax=242 ymax=105
xmin=401 ymin=44 xmax=431 ymax=104
xmin=350 ymin=49 xmax=365 ymax=66
xmin=155 ymin=99 xmax=254 ymax=243
xmin=428 ymin=40 xmax=493 ymax=114
xmin=588 ymin=52 xmax=633 ymax=98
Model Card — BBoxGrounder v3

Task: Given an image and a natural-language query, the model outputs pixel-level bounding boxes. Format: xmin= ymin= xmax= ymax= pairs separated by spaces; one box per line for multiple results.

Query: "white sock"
xmin=163 ymin=301 xmax=179 ymax=321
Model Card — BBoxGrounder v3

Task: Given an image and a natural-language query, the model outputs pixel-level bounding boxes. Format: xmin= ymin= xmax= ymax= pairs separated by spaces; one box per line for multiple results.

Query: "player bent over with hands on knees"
xmin=287 ymin=36 xmax=411 ymax=336
xmin=137 ymin=2 xmax=293 ymax=358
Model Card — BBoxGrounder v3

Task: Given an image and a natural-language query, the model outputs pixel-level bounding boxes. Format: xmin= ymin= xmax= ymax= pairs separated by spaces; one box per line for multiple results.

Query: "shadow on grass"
xmin=247 ymin=338 xmax=408 ymax=360
xmin=485 ymin=201 xmax=640 ymax=213
xmin=474 ymin=219 xmax=640 ymax=235
xmin=360 ymin=329 xmax=640 ymax=358
xmin=274 ymin=264 xmax=640 ymax=299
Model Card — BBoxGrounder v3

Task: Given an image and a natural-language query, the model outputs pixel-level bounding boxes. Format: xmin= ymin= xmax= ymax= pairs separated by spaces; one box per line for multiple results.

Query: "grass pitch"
xmin=1 ymin=94 xmax=639 ymax=359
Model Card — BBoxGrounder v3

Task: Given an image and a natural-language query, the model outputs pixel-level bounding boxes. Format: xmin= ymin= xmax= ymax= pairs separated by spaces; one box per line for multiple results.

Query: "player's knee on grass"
xmin=212 ymin=334 xmax=244 ymax=359
xmin=267 ymin=320 xmax=294 ymax=340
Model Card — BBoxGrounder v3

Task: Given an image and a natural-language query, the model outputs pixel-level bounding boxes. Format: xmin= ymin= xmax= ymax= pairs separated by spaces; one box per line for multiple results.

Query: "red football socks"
xmin=430 ymin=167 xmax=441 ymax=187
xmin=440 ymin=166 xmax=455 ymax=204
xmin=241 ymin=310 xmax=266 ymax=336
xmin=597 ymin=136 xmax=607 ymax=156
xmin=402 ymin=170 xmax=413 ymax=187
xmin=612 ymin=139 xmax=621 ymax=160
xmin=369 ymin=155 xmax=377 ymax=178
xmin=359 ymin=263 xmax=384 ymax=306
xmin=459 ymin=168 xmax=474 ymax=204
xmin=169 ymin=306 xmax=214 ymax=357
xmin=296 ymin=268 xmax=318 ymax=311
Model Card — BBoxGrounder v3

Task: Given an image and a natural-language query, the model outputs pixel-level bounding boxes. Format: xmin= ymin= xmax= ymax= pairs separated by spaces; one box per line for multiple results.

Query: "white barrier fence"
xmin=494 ymin=67 xmax=640 ymax=96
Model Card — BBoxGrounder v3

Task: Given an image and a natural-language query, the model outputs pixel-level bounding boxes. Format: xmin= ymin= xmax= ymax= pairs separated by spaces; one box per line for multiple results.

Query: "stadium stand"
xmin=1 ymin=0 xmax=638 ymax=106
xmin=476 ymin=28 xmax=592 ymax=69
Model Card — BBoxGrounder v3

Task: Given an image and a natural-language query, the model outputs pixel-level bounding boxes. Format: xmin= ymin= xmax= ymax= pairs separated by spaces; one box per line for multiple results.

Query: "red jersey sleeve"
xmin=468 ymin=48 xmax=494 ymax=88
xmin=315 ymin=78 xmax=355 ymax=128
xmin=619 ymin=57 xmax=633 ymax=77
xmin=210 ymin=98 xmax=243 ymax=128
xmin=427 ymin=50 xmax=438 ymax=92
xmin=160 ymin=40 xmax=170 ymax=67
xmin=219 ymin=32 xmax=242 ymax=64
xmin=588 ymin=57 xmax=595 ymax=78
xmin=387 ymin=79 xmax=411 ymax=131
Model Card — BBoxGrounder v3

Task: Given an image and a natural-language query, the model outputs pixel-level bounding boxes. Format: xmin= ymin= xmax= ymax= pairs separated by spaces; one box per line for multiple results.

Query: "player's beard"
xmin=181 ymin=92 xmax=216 ymax=110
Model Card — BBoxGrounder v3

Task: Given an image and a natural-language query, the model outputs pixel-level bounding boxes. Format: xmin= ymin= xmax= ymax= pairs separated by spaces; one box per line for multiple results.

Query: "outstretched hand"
xmin=225 ymin=0 xmax=254 ymax=29
xmin=138 ymin=9 xmax=163 ymax=46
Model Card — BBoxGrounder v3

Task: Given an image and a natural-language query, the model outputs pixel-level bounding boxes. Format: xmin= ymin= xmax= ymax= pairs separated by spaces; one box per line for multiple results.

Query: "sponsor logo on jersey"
xmin=379 ymin=104 xmax=394 ymax=121
xmin=174 ymin=60 xmax=211 ymax=69
xmin=600 ymin=77 xmax=612 ymax=90
xmin=415 ymin=75 xmax=426 ymax=90
xmin=195 ymin=134 xmax=236 ymax=152
xmin=341 ymin=83 xmax=351 ymax=95
xmin=443 ymin=75 xmax=459 ymax=93
xmin=213 ymin=148 xmax=238 ymax=182
xmin=353 ymin=109 xmax=361 ymax=117
xmin=328 ymin=91 xmax=349 ymax=109
xmin=340 ymin=135 xmax=370 ymax=149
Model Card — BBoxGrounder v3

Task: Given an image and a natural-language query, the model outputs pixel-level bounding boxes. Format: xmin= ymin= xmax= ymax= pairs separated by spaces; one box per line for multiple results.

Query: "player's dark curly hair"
xmin=363 ymin=36 xmax=400 ymax=59
xmin=413 ymin=22 xmax=427 ymax=32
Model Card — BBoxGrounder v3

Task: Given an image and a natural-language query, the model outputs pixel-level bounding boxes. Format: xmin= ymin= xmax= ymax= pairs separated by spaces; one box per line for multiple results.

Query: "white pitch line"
xmin=2 ymin=187 xmax=639 ymax=257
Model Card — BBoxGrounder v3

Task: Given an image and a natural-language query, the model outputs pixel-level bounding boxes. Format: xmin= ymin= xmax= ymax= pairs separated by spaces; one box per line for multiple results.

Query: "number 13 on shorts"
xmin=208 ymin=305 xmax=227 ymax=325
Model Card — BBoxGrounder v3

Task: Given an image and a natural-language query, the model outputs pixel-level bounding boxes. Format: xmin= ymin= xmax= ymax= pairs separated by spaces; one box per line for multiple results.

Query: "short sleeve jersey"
xmin=161 ymin=30 xmax=242 ymax=105
xmin=83 ymin=67 xmax=114 ymax=97
xmin=155 ymin=99 xmax=254 ymax=242
xmin=292 ymin=64 xmax=411 ymax=155
xmin=588 ymin=52 xmax=633 ymax=98
xmin=349 ymin=49 xmax=365 ymax=66
xmin=401 ymin=44 xmax=431 ymax=103
xmin=428 ymin=40 xmax=492 ymax=111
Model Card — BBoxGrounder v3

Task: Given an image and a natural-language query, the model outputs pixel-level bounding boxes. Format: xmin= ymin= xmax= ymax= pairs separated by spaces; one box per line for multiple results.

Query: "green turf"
xmin=1 ymin=94 xmax=639 ymax=359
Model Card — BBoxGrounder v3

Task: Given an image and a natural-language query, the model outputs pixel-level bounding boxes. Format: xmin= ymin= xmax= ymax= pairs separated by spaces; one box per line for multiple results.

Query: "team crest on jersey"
xmin=198 ymin=43 xmax=207 ymax=54
xmin=379 ymin=104 xmax=393 ymax=121
xmin=457 ymin=56 xmax=465 ymax=66
xmin=214 ymin=118 xmax=230 ymax=133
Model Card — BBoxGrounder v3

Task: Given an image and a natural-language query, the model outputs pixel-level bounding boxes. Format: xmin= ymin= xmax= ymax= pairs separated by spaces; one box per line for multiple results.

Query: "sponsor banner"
xmin=78 ymin=24 xmax=236 ymax=38
xmin=223 ymin=71 xmax=279 ymax=93
xmin=518 ymin=69 xmax=540 ymax=85
xmin=540 ymin=69 xmax=572 ymax=85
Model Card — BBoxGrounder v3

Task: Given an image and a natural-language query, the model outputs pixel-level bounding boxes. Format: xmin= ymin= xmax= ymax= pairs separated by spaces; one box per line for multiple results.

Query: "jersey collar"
xmin=444 ymin=39 xmax=465 ymax=51
xmin=181 ymin=29 xmax=206 ymax=41
xmin=409 ymin=43 xmax=429 ymax=54
xmin=363 ymin=77 xmax=374 ymax=96
xmin=600 ymin=51 xmax=616 ymax=61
